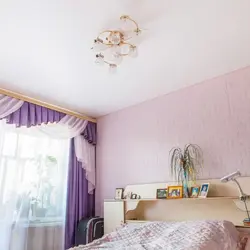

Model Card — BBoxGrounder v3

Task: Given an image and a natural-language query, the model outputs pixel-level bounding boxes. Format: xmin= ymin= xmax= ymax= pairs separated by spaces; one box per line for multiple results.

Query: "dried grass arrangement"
xmin=169 ymin=144 xmax=203 ymax=197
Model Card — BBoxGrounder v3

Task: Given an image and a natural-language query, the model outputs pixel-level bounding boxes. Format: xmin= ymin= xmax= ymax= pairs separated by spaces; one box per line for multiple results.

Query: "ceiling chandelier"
xmin=91 ymin=15 xmax=141 ymax=72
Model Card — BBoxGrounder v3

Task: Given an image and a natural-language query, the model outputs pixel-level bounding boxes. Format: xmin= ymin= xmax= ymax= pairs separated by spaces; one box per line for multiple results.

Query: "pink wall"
xmin=96 ymin=66 xmax=250 ymax=215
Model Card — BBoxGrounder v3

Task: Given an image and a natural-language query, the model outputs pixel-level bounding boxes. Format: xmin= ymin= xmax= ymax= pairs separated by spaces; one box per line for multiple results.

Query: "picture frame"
xmin=115 ymin=188 xmax=124 ymax=199
xmin=124 ymin=192 xmax=140 ymax=199
xmin=198 ymin=183 xmax=209 ymax=198
xmin=156 ymin=188 xmax=168 ymax=199
xmin=190 ymin=186 xmax=200 ymax=198
xmin=124 ymin=191 xmax=132 ymax=199
xmin=167 ymin=186 xmax=183 ymax=199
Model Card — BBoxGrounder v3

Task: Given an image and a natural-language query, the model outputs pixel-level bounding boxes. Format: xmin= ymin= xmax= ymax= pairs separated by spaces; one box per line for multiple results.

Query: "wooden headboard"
xmin=104 ymin=177 xmax=250 ymax=233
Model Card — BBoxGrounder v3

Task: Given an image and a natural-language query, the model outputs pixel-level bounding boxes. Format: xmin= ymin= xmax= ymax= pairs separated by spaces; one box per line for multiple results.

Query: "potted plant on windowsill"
xmin=169 ymin=144 xmax=203 ymax=198
xmin=31 ymin=155 xmax=57 ymax=218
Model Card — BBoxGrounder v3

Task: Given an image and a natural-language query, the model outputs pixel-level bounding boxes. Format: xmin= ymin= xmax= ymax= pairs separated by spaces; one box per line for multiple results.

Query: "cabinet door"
xmin=104 ymin=201 xmax=124 ymax=234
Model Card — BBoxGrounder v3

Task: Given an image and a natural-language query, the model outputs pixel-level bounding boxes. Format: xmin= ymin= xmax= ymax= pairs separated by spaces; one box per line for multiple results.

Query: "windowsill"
xmin=13 ymin=217 xmax=64 ymax=227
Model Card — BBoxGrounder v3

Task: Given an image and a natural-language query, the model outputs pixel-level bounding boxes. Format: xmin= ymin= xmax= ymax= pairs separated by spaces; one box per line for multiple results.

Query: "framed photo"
xmin=115 ymin=188 xmax=124 ymax=199
xmin=124 ymin=191 xmax=132 ymax=199
xmin=190 ymin=186 xmax=200 ymax=198
xmin=156 ymin=188 xmax=168 ymax=199
xmin=199 ymin=183 xmax=209 ymax=198
xmin=167 ymin=186 xmax=183 ymax=199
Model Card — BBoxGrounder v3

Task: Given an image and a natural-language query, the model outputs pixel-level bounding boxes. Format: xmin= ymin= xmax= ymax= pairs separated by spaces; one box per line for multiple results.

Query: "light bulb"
xmin=109 ymin=64 xmax=117 ymax=74
xmin=128 ymin=46 xmax=138 ymax=58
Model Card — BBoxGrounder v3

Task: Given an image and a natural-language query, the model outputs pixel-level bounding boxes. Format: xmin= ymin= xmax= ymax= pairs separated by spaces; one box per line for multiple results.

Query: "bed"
xmin=70 ymin=178 xmax=250 ymax=250
xmin=70 ymin=220 xmax=250 ymax=250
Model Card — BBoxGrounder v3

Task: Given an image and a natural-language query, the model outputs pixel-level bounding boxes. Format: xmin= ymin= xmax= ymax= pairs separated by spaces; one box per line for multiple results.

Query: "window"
xmin=0 ymin=121 xmax=69 ymax=224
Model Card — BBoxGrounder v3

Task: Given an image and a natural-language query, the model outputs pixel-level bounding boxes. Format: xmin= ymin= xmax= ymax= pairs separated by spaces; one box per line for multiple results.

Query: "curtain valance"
xmin=5 ymin=101 xmax=66 ymax=127
xmin=0 ymin=94 xmax=96 ymax=193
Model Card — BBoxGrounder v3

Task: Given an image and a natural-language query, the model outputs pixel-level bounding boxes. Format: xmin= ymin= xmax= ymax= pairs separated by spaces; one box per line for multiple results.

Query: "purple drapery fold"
xmin=65 ymin=139 xmax=94 ymax=249
xmin=4 ymin=102 xmax=66 ymax=127
xmin=83 ymin=122 xmax=97 ymax=145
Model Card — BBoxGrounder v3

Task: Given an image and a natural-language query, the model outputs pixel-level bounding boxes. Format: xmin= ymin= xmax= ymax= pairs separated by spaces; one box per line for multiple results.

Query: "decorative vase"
xmin=183 ymin=170 xmax=189 ymax=198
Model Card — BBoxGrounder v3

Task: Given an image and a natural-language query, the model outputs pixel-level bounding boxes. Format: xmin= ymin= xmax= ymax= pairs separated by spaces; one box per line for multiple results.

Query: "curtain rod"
xmin=0 ymin=87 xmax=97 ymax=123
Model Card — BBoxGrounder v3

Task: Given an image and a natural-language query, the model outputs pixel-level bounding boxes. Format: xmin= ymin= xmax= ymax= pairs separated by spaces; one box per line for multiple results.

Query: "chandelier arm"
xmin=120 ymin=15 xmax=140 ymax=33
xmin=118 ymin=53 xmax=129 ymax=57
xmin=103 ymin=60 xmax=116 ymax=66
xmin=98 ymin=30 xmax=123 ymax=36
xmin=97 ymin=30 xmax=113 ymax=46
xmin=121 ymin=41 xmax=135 ymax=47
xmin=128 ymin=17 xmax=140 ymax=31
xmin=104 ymin=60 xmax=111 ymax=65
xmin=98 ymin=30 xmax=113 ymax=36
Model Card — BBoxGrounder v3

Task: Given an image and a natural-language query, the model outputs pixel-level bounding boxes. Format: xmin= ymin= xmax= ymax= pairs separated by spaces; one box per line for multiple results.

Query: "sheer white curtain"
xmin=0 ymin=120 xmax=69 ymax=250
xmin=39 ymin=116 xmax=95 ymax=193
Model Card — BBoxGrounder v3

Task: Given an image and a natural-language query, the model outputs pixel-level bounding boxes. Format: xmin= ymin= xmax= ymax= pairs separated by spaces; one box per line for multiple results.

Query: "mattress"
xmin=69 ymin=220 xmax=247 ymax=250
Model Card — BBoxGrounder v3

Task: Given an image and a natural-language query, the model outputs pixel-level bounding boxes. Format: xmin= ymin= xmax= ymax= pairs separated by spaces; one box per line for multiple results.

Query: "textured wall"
xmin=96 ymin=66 xmax=250 ymax=215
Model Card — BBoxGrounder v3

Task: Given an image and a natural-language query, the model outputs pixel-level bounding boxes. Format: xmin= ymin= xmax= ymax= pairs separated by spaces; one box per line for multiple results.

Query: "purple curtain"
xmin=65 ymin=139 xmax=95 ymax=249
xmin=1 ymin=98 xmax=96 ymax=249
xmin=4 ymin=101 xmax=65 ymax=127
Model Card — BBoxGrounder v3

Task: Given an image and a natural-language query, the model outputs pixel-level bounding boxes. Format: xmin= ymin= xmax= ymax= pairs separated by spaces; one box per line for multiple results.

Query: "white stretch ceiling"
xmin=0 ymin=0 xmax=250 ymax=117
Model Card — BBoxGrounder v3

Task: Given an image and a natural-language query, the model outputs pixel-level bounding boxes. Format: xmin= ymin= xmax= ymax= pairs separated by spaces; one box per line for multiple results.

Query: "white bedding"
xmin=70 ymin=220 xmax=242 ymax=250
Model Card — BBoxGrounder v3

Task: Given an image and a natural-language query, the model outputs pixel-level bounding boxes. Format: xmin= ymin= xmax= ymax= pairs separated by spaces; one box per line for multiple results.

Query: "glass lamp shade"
xmin=92 ymin=42 xmax=108 ymax=52
xmin=128 ymin=46 xmax=138 ymax=58
xmin=110 ymin=45 xmax=121 ymax=53
xmin=108 ymin=32 xmax=122 ymax=45
xmin=95 ymin=55 xmax=105 ymax=65
xmin=109 ymin=64 xmax=117 ymax=74
xmin=102 ymin=45 xmax=123 ymax=65
xmin=111 ymin=52 xmax=123 ymax=65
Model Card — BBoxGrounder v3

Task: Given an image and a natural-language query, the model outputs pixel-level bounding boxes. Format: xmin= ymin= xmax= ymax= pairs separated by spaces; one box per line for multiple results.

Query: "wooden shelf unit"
xmin=105 ymin=196 xmax=239 ymax=202
xmin=103 ymin=178 xmax=250 ymax=234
